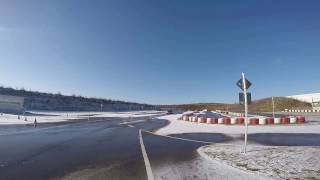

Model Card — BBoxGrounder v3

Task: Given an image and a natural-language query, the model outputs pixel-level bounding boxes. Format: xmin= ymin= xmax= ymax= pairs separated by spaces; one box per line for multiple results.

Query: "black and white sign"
xmin=236 ymin=78 xmax=252 ymax=91
xmin=239 ymin=92 xmax=252 ymax=105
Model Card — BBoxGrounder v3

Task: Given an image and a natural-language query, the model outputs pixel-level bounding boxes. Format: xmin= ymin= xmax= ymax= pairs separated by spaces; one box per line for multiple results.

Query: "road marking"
xmin=142 ymin=130 xmax=279 ymax=149
xmin=139 ymin=129 xmax=154 ymax=180
xmin=119 ymin=119 xmax=146 ymax=125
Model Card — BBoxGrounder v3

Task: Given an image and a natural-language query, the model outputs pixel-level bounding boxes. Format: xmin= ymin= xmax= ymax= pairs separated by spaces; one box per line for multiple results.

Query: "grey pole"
xmin=242 ymin=72 xmax=248 ymax=154
xmin=272 ymin=96 xmax=275 ymax=118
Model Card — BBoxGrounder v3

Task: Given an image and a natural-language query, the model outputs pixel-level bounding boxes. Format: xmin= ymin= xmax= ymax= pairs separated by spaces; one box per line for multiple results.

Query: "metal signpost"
xmin=272 ymin=96 xmax=275 ymax=118
xmin=237 ymin=73 xmax=252 ymax=154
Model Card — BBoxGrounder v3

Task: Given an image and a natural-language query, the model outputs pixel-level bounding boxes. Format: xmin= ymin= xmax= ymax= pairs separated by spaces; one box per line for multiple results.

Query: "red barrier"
xmin=236 ymin=117 xmax=244 ymax=124
xmin=280 ymin=117 xmax=289 ymax=124
xmin=211 ymin=117 xmax=218 ymax=124
xmin=250 ymin=118 xmax=259 ymax=125
xmin=296 ymin=116 xmax=305 ymax=124
xmin=223 ymin=117 xmax=231 ymax=124
xmin=198 ymin=117 xmax=206 ymax=123
xmin=266 ymin=117 xmax=274 ymax=125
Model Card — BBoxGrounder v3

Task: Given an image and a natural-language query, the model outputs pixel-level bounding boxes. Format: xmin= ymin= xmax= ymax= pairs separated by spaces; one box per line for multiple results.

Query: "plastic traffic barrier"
xmin=274 ymin=117 xmax=280 ymax=124
xmin=236 ymin=117 xmax=244 ymax=124
xmin=189 ymin=116 xmax=193 ymax=121
xmin=280 ymin=117 xmax=289 ymax=124
xmin=182 ymin=115 xmax=189 ymax=121
xmin=218 ymin=118 xmax=223 ymax=124
xmin=296 ymin=116 xmax=305 ymax=124
xmin=223 ymin=117 xmax=231 ymax=124
xmin=266 ymin=117 xmax=274 ymax=125
xmin=290 ymin=117 xmax=296 ymax=124
xmin=211 ymin=117 xmax=218 ymax=124
xmin=250 ymin=118 xmax=259 ymax=125
xmin=259 ymin=117 xmax=266 ymax=125
xmin=206 ymin=117 xmax=212 ymax=124
xmin=230 ymin=118 xmax=236 ymax=124
xmin=198 ymin=117 xmax=206 ymax=123
xmin=192 ymin=117 xmax=197 ymax=122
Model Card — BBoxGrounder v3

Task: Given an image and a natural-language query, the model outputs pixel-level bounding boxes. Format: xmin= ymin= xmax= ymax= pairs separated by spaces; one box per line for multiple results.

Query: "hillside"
xmin=0 ymin=87 xmax=156 ymax=111
xmin=172 ymin=97 xmax=312 ymax=113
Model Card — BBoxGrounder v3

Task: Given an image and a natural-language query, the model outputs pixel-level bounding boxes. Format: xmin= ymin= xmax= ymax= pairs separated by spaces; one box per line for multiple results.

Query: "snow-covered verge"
xmin=199 ymin=144 xmax=320 ymax=180
xmin=152 ymin=155 xmax=270 ymax=180
xmin=0 ymin=111 xmax=166 ymax=125
xmin=155 ymin=114 xmax=320 ymax=135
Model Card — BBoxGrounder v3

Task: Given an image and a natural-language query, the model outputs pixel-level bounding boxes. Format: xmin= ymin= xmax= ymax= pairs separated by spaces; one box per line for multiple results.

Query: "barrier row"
xmin=178 ymin=115 xmax=305 ymax=125
xmin=285 ymin=109 xmax=320 ymax=113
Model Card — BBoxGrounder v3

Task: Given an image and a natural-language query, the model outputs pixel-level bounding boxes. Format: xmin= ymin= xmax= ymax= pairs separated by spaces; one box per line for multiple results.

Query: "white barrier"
xmin=206 ymin=118 xmax=212 ymax=124
xmin=218 ymin=118 xmax=223 ymax=124
xmin=290 ymin=117 xmax=296 ymax=124
xmin=274 ymin=118 xmax=280 ymax=124
xmin=189 ymin=116 xmax=193 ymax=121
xmin=259 ymin=117 xmax=266 ymax=125
xmin=192 ymin=117 xmax=197 ymax=122
xmin=230 ymin=118 xmax=236 ymax=124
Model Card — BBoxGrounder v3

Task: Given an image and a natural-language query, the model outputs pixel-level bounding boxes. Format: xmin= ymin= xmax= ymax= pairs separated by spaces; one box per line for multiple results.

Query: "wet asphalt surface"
xmin=0 ymin=115 xmax=319 ymax=180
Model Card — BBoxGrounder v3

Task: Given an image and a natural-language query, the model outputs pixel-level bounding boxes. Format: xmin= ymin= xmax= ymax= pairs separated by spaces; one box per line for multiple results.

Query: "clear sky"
xmin=0 ymin=0 xmax=319 ymax=104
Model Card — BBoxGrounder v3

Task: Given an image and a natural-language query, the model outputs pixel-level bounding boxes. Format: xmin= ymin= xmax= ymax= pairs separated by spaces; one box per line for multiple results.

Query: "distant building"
xmin=287 ymin=93 xmax=320 ymax=108
xmin=0 ymin=95 xmax=25 ymax=113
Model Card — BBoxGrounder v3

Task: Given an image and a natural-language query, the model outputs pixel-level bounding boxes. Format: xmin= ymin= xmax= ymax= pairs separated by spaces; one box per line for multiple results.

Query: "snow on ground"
xmin=199 ymin=144 xmax=320 ymax=180
xmin=0 ymin=111 xmax=166 ymax=125
xmin=153 ymin=155 xmax=270 ymax=180
xmin=155 ymin=114 xmax=320 ymax=135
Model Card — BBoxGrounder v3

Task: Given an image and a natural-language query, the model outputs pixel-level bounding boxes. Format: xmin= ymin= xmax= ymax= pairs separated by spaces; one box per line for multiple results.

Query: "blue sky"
xmin=0 ymin=0 xmax=319 ymax=104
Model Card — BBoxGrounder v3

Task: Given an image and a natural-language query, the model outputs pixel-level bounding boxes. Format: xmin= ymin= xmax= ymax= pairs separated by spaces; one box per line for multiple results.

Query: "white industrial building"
xmin=287 ymin=93 xmax=320 ymax=108
xmin=0 ymin=95 xmax=25 ymax=113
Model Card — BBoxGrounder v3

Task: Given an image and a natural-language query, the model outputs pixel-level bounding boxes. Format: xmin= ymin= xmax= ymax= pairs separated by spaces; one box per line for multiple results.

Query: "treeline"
xmin=0 ymin=86 xmax=157 ymax=111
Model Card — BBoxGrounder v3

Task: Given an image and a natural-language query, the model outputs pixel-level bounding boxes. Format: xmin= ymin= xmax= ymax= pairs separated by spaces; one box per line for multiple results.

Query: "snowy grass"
xmin=199 ymin=144 xmax=320 ymax=180
xmin=0 ymin=110 xmax=167 ymax=125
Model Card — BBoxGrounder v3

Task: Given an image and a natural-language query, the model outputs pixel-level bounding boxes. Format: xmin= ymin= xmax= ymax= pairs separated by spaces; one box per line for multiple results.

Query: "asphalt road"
xmin=0 ymin=115 xmax=231 ymax=180
xmin=1 ymin=115 xmax=319 ymax=180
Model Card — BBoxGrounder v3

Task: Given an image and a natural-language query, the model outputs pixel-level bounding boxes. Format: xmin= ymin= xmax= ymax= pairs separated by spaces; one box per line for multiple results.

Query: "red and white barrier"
xmin=178 ymin=114 xmax=306 ymax=126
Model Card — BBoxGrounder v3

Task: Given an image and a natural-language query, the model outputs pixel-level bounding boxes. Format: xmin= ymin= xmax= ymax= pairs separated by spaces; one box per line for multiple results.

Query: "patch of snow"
xmin=0 ymin=111 xmax=167 ymax=125
xmin=153 ymin=155 xmax=270 ymax=180
xmin=199 ymin=144 xmax=320 ymax=180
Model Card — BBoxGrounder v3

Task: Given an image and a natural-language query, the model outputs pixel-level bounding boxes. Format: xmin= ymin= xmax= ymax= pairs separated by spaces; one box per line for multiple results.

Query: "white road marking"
xmin=142 ymin=130 xmax=279 ymax=149
xmin=139 ymin=129 xmax=154 ymax=180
